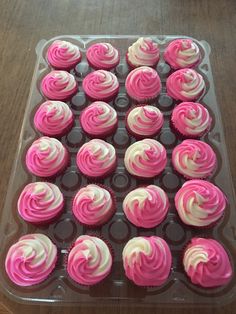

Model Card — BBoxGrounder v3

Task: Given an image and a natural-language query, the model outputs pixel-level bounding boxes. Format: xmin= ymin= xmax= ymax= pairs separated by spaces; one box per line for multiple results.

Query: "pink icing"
xmin=125 ymin=66 xmax=161 ymax=102
xmin=41 ymin=70 xmax=78 ymax=101
xmin=82 ymin=70 xmax=119 ymax=101
xmin=183 ymin=238 xmax=233 ymax=288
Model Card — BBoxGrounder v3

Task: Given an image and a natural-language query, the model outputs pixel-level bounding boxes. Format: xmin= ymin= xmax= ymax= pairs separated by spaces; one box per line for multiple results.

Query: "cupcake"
xmin=164 ymin=39 xmax=200 ymax=70
xmin=171 ymin=102 xmax=212 ymax=138
xmin=166 ymin=69 xmax=205 ymax=102
xmin=122 ymin=236 xmax=172 ymax=286
xmin=72 ymin=184 xmax=115 ymax=227
xmin=172 ymin=139 xmax=217 ymax=179
xmin=126 ymin=37 xmax=160 ymax=68
xmin=17 ymin=182 xmax=64 ymax=224
xmin=124 ymin=139 xmax=167 ymax=178
xmin=34 ymin=100 xmax=74 ymax=137
xmin=183 ymin=238 xmax=233 ymax=288
xmin=76 ymin=139 xmax=117 ymax=179
xmin=125 ymin=105 xmax=164 ymax=139
xmin=125 ymin=66 xmax=161 ymax=102
xmin=46 ymin=40 xmax=82 ymax=70
xmin=80 ymin=101 xmax=118 ymax=138
xmin=175 ymin=180 xmax=226 ymax=227
xmin=67 ymin=235 xmax=112 ymax=285
xmin=41 ymin=70 xmax=78 ymax=101
xmin=123 ymin=185 xmax=169 ymax=228
xmin=86 ymin=43 xmax=120 ymax=70
xmin=82 ymin=70 xmax=119 ymax=101
xmin=25 ymin=136 xmax=69 ymax=177
xmin=5 ymin=234 xmax=57 ymax=286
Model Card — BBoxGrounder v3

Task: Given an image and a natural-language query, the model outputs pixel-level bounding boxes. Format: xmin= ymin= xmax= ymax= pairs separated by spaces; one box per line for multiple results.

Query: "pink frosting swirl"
xmin=183 ymin=238 xmax=232 ymax=288
xmin=67 ymin=235 xmax=112 ymax=285
xmin=82 ymin=70 xmax=119 ymax=101
xmin=86 ymin=43 xmax=120 ymax=70
xmin=171 ymin=102 xmax=212 ymax=137
xmin=166 ymin=69 xmax=205 ymax=101
xmin=41 ymin=70 xmax=78 ymax=101
xmin=164 ymin=39 xmax=200 ymax=69
xmin=26 ymin=136 xmax=69 ymax=177
xmin=80 ymin=101 xmax=117 ymax=137
xmin=125 ymin=66 xmax=161 ymax=102
xmin=175 ymin=180 xmax=226 ymax=227
xmin=34 ymin=101 xmax=74 ymax=136
xmin=17 ymin=182 xmax=64 ymax=224
xmin=172 ymin=139 xmax=217 ymax=179
xmin=5 ymin=234 xmax=57 ymax=286
xmin=122 ymin=236 xmax=172 ymax=286
xmin=123 ymin=185 xmax=169 ymax=228
xmin=76 ymin=139 xmax=116 ymax=178
xmin=124 ymin=139 xmax=167 ymax=178
xmin=46 ymin=40 xmax=81 ymax=70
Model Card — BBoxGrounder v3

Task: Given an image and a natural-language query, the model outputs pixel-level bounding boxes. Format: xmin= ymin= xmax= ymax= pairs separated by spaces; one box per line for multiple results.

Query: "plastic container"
xmin=0 ymin=35 xmax=236 ymax=307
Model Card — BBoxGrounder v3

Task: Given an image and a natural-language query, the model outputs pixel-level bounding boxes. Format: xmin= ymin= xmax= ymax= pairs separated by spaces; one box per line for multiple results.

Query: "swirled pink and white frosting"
xmin=172 ymin=139 xmax=217 ymax=179
xmin=86 ymin=43 xmax=120 ymax=70
xmin=126 ymin=105 xmax=164 ymax=137
xmin=166 ymin=69 xmax=205 ymax=101
xmin=183 ymin=238 xmax=232 ymax=287
xmin=41 ymin=70 xmax=78 ymax=100
xmin=164 ymin=39 xmax=200 ymax=69
xmin=34 ymin=101 xmax=74 ymax=136
xmin=67 ymin=235 xmax=112 ymax=285
xmin=123 ymin=185 xmax=169 ymax=228
xmin=76 ymin=139 xmax=116 ymax=178
xmin=72 ymin=184 xmax=114 ymax=226
xmin=17 ymin=182 xmax=64 ymax=224
xmin=46 ymin=40 xmax=82 ymax=70
xmin=26 ymin=136 xmax=69 ymax=177
xmin=82 ymin=70 xmax=119 ymax=101
xmin=124 ymin=139 xmax=167 ymax=178
xmin=80 ymin=101 xmax=117 ymax=137
xmin=127 ymin=37 xmax=160 ymax=67
xmin=175 ymin=180 xmax=226 ymax=227
xmin=125 ymin=66 xmax=161 ymax=102
xmin=122 ymin=236 xmax=172 ymax=286
xmin=171 ymin=102 xmax=212 ymax=137
xmin=5 ymin=234 xmax=57 ymax=286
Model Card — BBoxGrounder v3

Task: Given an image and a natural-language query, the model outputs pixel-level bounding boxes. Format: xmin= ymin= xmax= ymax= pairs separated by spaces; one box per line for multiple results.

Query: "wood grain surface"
xmin=0 ymin=0 xmax=236 ymax=313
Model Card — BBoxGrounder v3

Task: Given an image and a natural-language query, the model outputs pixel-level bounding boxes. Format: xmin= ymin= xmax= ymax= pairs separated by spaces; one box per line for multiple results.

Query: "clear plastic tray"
xmin=0 ymin=35 xmax=236 ymax=307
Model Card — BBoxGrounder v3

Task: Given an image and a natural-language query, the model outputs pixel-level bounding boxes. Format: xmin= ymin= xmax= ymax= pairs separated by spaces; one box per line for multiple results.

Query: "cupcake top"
xmin=123 ymin=185 xmax=169 ymax=228
xmin=126 ymin=105 xmax=164 ymax=138
xmin=164 ymin=39 xmax=200 ymax=69
xmin=26 ymin=136 xmax=68 ymax=177
xmin=46 ymin=40 xmax=81 ymax=70
xmin=175 ymin=180 xmax=226 ymax=227
xmin=125 ymin=66 xmax=161 ymax=102
xmin=41 ymin=70 xmax=78 ymax=101
xmin=76 ymin=139 xmax=116 ymax=178
xmin=5 ymin=234 xmax=57 ymax=286
xmin=80 ymin=101 xmax=117 ymax=137
xmin=166 ymin=69 xmax=205 ymax=102
xmin=72 ymin=184 xmax=114 ymax=226
xmin=171 ymin=102 xmax=212 ymax=137
xmin=82 ymin=70 xmax=119 ymax=101
xmin=67 ymin=235 xmax=112 ymax=285
xmin=124 ymin=139 xmax=167 ymax=178
xmin=18 ymin=182 xmax=64 ymax=224
xmin=183 ymin=238 xmax=232 ymax=288
xmin=122 ymin=236 xmax=172 ymax=286
xmin=172 ymin=139 xmax=216 ymax=179
xmin=86 ymin=42 xmax=120 ymax=70
xmin=34 ymin=100 xmax=73 ymax=136
xmin=127 ymin=37 xmax=160 ymax=67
